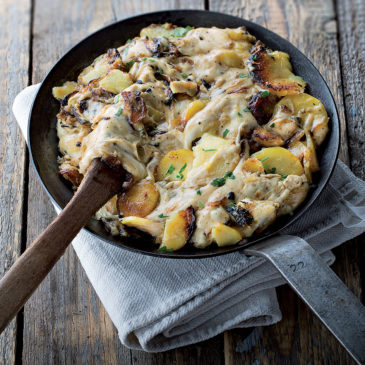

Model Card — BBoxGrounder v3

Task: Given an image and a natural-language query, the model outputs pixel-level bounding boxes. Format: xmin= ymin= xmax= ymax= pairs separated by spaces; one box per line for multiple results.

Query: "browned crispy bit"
xmin=182 ymin=206 xmax=196 ymax=242
xmin=59 ymin=168 xmax=83 ymax=187
xmin=248 ymin=42 xmax=305 ymax=96
xmin=106 ymin=48 xmax=123 ymax=68
xmin=207 ymin=197 xmax=227 ymax=207
xmin=145 ymin=37 xmax=180 ymax=57
xmin=248 ymin=91 xmax=280 ymax=125
xmin=251 ymin=127 xmax=284 ymax=147
xmin=122 ymin=91 xmax=147 ymax=125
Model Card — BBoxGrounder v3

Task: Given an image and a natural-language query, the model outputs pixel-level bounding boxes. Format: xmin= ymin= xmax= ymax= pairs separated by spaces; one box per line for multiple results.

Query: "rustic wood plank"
xmin=0 ymin=0 xmax=31 ymax=364
xmin=209 ymin=0 xmax=358 ymax=363
xmin=23 ymin=1 xmax=132 ymax=364
xmin=24 ymin=0 xmax=223 ymax=364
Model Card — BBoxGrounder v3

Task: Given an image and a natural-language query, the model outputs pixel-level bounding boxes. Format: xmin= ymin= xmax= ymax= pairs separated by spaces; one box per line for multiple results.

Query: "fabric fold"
xmin=12 ymin=84 xmax=365 ymax=352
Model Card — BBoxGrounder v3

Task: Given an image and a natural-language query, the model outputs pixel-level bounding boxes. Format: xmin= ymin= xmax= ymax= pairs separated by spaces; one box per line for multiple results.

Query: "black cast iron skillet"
xmin=27 ymin=10 xmax=365 ymax=363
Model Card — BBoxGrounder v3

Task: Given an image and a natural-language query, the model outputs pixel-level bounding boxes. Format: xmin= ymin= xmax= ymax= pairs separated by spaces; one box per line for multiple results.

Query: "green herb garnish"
xmin=229 ymin=201 xmax=235 ymax=208
xmin=202 ymin=148 xmax=217 ymax=152
xmin=114 ymin=95 xmax=119 ymax=103
xmin=239 ymin=73 xmax=249 ymax=78
xmin=223 ymin=128 xmax=229 ymax=138
xmin=166 ymin=164 xmax=175 ymax=175
xmin=279 ymin=174 xmax=288 ymax=181
xmin=158 ymin=246 xmax=174 ymax=253
xmin=252 ymin=54 xmax=258 ymax=60
xmin=181 ymin=72 xmax=188 ymax=78
xmin=126 ymin=39 xmax=131 ymax=43
xmin=224 ymin=171 xmax=235 ymax=180
xmin=149 ymin=58 xmax=155 ymax=62
xmin=243 ymin=108 xmax=250 ymax=112
xmin=198 ymin=201 xmax=205 ymax=208
xmin=126 ymin=60 xmax=135 ymax=70
xmin=270 ymin=123 xmax=275 ymax=128
xmin=269 ymin=167 xmax=277 ymax=174
xmin=147 ymin=198 xmax=153 ymax=202
xmin=260 ymin=90 xmax=270 ymax=98
xmin=237 ymin=112 xmax=243 ymax=117
xmin=171 ymin=26 xmax=192 ymax=38
xmin=261 ymin=157 xmax=269 ymax=162
xmin=176 ymin=163 xmax=187 ymax=179
xmin=141 ymin=57 xmax=147 ymax=61
xmin=211 ymin=177 xmax=226 ymax=187
xmin=115 ymin=107 xmax=123 ymax=117
xmin=196 ymin=189 xmax=202 ymax=195
xmin=158 ymin=213 xmax=169 ymax=219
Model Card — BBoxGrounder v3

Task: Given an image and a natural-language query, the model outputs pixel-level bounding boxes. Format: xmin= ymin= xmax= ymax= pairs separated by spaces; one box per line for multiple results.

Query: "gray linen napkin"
xmin=13 ymin=84 xmax=365 ymax=352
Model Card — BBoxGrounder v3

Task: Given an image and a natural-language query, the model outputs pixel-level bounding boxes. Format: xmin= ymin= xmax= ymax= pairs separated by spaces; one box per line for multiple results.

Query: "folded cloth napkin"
xmin=13 ymin=84 xmax=365 ymax=352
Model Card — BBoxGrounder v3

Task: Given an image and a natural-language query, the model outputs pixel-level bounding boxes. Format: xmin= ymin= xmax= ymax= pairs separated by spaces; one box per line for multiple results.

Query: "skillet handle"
xmin=244 ymin=235 xmax=365 ymax=365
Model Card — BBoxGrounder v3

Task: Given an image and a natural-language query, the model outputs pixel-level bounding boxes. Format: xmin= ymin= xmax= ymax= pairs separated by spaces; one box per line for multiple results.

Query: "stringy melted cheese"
xmin=53 ymin=24 xmax=328 ymax=250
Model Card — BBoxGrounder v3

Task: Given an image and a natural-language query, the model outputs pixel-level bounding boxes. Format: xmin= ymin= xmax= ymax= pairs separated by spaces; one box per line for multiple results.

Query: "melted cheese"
xmin=53 ymin=24 xmax=327 ymax=250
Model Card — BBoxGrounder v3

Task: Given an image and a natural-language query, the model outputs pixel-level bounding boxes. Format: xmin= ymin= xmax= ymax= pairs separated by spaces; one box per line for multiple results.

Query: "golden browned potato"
xmin=52 ymin=81 xmax=78 ymax=100
xmin=156 ymin=149 xmax=194 ymax=182
xmin=272 ymin=93 xmax=329 ymax=146
xmin=98 ymin=69 xmax=133 ymax=94
xmin=242 ymin=158 xmax=265 ymax=174
xmin=170 ymin=81 xmax=199 ymax=96
xmin=121 ymin=216 xmax=164 ymax=238
xmin=161 ymin=206 xmax=195 ymax=250
xmin=211 ymin=223 xmax=242 ymax=246
xmin=184 ymin=100 xmax=206 ymax=121
xmin=252 ymin=147 xmax=304 ymax=176
xmin=118 ymin=181 xmax=159 ymax=217
xmin=249 ymin=43 xmax=306 ymax=96
xmin=251 ymin=127 xmax=284 ymax=147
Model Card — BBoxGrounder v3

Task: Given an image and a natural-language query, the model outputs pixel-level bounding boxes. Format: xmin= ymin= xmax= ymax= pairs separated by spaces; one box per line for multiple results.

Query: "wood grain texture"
xmin=0 ymin=0 xmax=31 ymax=364
xmin=208 ymin=0 xmax=358 ymax=364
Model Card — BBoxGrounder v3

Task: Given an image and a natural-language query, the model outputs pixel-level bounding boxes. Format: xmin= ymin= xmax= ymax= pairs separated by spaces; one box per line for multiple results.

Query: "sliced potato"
xmin=105 ymin=195 xmax=118 ymax=215
xmin=249 ymin=43 xmax=306 ymax=96
xmin=184 ymin=100 xmax=206 ymax=121
xmin=170 ymin=81 xmax=198 ymax=96
xmin=79 ymin=63 xmax=109 ymax=84
xmin=156 ymin=149 xmax=194 ymax=181
xmin=121 ymin=216 xmax=163 ymax=237
xmin=242 ymin=158 xmax=264 ymax=174
xmin=273 ymin=93 xmax=329 ymax=146
xmin=252 ymin=147 xmax=304 ymax=176
xmin=118 ymin=181 xmax=159 ymax=217
xmin=226 ymin=28 xmax=245 ymax=41
xmin=140 ymin=24 xmax=192 ymax=39
xmin=52 ymin=81 xmax=78 ymax=100
xmin=216 ymin=50 xmax=243 ymax=68
xmin=99 ymin=69 xmax=133 ymax=94
xmin=161 ymin=206 xmax=195 ymax=251
xmin=211 ymin=223 xmax=242 ymax=247
xmin=251 ymin=127 xmax=284 ymax=147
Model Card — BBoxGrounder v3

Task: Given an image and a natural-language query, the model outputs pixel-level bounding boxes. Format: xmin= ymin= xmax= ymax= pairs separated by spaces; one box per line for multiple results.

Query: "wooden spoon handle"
xmin=0 ymin=159 xmax=126 ymax=333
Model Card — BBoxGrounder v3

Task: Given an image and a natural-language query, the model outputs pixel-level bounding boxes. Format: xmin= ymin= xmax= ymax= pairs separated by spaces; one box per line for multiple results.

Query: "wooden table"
xmin=1 ymin=0 xmax=364 ymax=363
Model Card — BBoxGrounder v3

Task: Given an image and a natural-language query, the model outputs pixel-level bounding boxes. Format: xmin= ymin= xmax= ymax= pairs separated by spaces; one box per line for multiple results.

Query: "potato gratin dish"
xmin=52 ymin=24 xmax=329 ymax=251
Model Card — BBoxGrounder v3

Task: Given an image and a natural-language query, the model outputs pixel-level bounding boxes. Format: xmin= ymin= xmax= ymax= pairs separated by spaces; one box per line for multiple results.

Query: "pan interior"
xmin=28 ymin=10 xmax=340 ymax=258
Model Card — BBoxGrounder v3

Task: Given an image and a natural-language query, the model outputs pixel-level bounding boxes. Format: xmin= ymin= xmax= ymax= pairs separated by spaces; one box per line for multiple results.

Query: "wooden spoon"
xmin=0 ymin=158 xmax=127 ymax=333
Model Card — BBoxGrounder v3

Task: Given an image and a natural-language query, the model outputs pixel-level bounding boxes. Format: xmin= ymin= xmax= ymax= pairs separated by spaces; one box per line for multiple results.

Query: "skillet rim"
xmin=28 ymin=9 xmax=340 ymax=259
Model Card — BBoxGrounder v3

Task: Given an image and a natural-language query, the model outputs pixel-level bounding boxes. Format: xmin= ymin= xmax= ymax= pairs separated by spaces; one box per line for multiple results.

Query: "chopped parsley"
xmin=115 ymin=107 xmax=123 ymax=117
xmin=211 ymin=177 xmax=226 ymax=187
xmin=270 ymin=123 xmax=275 ymax=128
xmin=126 ymin=39 xmax=131 ymax=43
xmin=196 ymin=189 xmax=202 ymax=195
xmin=147 ymin=197 xmax=153 ymax=202
xmin=269 ymin=167 xmax=277 ymax=174
xmin=198 ymin=201 xmax=205 ymax=209
xmin=279 ymin=174 xmax=288 ymax=181
xmin=223 ymin=128 xmax=229 ymax=138
xmin=166 ymin=164 xmax=175 ymax=175
xmin=149 ymin=58 xmax=155 ymax=62
xmin=176 ymin=163 xmax=187 ymax=179
xmin=158 ymin=246 xmax=174 ymax=253
xmin=260 ymin=90 xmax=270 ymax=98
xmin=261 ymin=157 xmax=269 ymax=162
xmin=229 ymin=201 xmax=235 ymax=208
xmin=114 ymin=95 xmax=119 ymax=103
xmin=239 ymin=73 xmax=249 ymax=78
xmin=126 ymin=59 xmax=135 ymax=70
xmin=202 ymin=148 xmax=217 ymax=152
xmin=158 ymin=213 xmax=169 ymax=219
xmin=171 ymin=26 xmax=192 ymax=38
xmin=237 ymin=112 xmax=243 ymax=117
xmin=252 ymin=54 xmax=258 ymax=60
xmin=181 ymin=72 xmax=188 ymax=78
xmin=141 ymin=57 xmax=147 ymax=61
xmin=224 ymin=171 xmax=235 ymax=180
xmin=243 ymin=108 xmax=250 ymax=112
